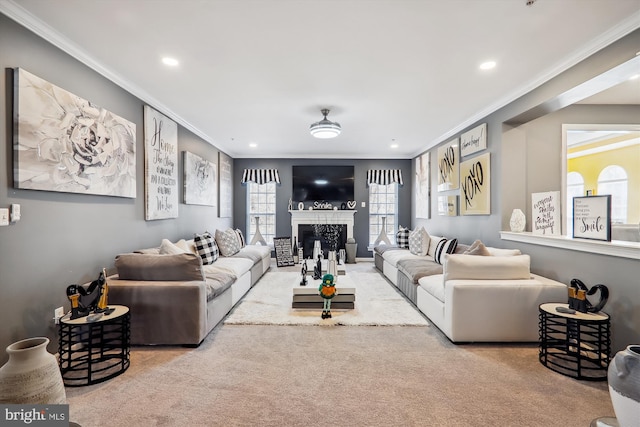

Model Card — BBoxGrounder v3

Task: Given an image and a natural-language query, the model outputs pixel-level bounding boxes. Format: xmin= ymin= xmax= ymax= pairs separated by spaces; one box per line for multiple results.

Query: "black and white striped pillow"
xmin=434 ymin=238 xmax=458 ymax=265
xmin=194 ymin=232 xmax=219 ymax=265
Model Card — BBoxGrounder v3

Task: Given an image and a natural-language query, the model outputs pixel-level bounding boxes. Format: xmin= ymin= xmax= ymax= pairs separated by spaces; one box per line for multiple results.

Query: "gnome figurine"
xmin=319 ymin=273 xmax=337 ymax=319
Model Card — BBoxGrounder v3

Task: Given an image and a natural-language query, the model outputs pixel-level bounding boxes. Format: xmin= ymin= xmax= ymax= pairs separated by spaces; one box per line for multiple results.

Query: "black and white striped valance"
xmin=367 ymin=169 xmax=404 ymax=186
xmin=241 ymin=169 xmax=281 ymax=185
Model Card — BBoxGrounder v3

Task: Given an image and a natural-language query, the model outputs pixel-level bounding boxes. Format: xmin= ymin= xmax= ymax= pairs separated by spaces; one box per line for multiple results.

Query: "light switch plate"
xmin=0 ymin=208 xmax=9 ymax=226
xmin=10 ymin=204 xmax=20 ymax=222
xmin=361 ymin=201 xmax=366 ymax=208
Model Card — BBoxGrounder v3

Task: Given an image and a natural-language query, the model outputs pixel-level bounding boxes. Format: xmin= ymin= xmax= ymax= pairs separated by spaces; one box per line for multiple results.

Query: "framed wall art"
xmin=438 ymin=195 xmax=458 ymax=216
xmin=218 ymin=152 xmax=233 ymax=218
xmin=531 ymin=191 xmax=561 ymax=235
xmin=460 ymin=123 xmax=487 ymax=157
xmin=437 ymin=138 xmax=459 ymax=192
xmin=415 ymin=152 xmax=430 ymax=219
xmin=460 ymin=152 xmax=490 ymax=215
xmin=183 ymin=151 xmax=217 ymax=207
xmin=144 ymin=105 xmax=178 ymax=220
xmin=572 ymin=195 xmax=611 ymax=241
xmin=13 ymin=68 xmax=136 ymax=197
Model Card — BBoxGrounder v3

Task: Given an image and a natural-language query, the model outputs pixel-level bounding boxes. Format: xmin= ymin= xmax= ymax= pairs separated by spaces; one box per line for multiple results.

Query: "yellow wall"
xmin=568 ymin=144 xmax=640 ymax=223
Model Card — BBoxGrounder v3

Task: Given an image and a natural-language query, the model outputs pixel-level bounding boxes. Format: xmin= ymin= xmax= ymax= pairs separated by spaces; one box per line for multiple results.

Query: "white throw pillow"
xmin=159 ymin=239 xmax=189 ymax=255
xmin=215 ymin=228 xmax=241 ymax=257
xmin=443 ymin=254 xmax=531 ymax=281
xmin=487 ymin=247 xmax=522 ymax=257
xmin=409 ymin=227 xmax=430 ymax=256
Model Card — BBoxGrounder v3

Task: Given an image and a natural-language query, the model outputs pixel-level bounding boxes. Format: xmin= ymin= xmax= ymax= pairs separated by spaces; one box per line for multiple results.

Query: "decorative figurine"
xmin=66 ymin=269 xmax=114 ymax=319
xmin=313 ymin=253 xmax=322 ymax=280
xmin=319 ymin=274 xmax=337 ymax=319
xmin=300 ymin=258 xmax=308 ymax=286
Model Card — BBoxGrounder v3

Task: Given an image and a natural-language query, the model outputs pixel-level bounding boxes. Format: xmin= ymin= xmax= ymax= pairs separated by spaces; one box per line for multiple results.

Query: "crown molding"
xmin=0 ymin=0 xmax=230 ymax=155
xmin=411 ymin=10 xmax=640 ymax=159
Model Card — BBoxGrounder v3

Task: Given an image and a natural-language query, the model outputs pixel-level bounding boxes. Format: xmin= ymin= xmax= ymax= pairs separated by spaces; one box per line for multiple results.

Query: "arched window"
xmin=597 ymin=165 xmax=628 ymax=224
xmin=566 ymin=172 xmax=584 ymax=235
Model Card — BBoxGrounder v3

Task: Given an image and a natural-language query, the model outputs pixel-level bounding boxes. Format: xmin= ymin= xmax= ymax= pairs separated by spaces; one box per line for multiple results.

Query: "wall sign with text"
xmin=437 ymin=138 xmax=460 ymax=192
xmin=531 ymin=191 xmax=561 ymax=235
xmin=460 ymin=123 xmax=487 ymax=157
xmin=460 ymin=152 xmax=490 ymax=215
xmin=144 ymin=105 xmax=179 ymax=220
xmin=572 ymin=195 xmax=611 ymax=241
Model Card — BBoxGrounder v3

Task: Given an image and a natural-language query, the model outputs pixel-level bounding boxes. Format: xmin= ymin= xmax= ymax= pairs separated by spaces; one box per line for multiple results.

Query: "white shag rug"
xmin=224 ymin=271 xmax=429 ymax=326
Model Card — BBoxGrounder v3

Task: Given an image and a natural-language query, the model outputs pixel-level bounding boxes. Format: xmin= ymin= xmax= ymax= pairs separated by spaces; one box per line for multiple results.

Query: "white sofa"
xmin=375 ymin=238 xmax=567 ymax=343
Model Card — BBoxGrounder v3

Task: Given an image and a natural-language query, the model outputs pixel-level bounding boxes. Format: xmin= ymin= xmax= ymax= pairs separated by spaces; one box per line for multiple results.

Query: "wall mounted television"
xmin=292 ymin=165 xmax=355 ymax=202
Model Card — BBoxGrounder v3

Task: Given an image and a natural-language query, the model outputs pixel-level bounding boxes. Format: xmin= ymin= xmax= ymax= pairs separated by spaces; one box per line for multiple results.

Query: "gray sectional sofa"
xmin=374 ymin=231 xmax=567 ymax=343
xmin=108 ymin=236 xmax=271 ymax=346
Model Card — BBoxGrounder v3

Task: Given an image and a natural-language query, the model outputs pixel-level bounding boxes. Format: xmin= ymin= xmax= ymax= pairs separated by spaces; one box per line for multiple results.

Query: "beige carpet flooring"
xmin=65 ymin=262 xmax=614 ymax=426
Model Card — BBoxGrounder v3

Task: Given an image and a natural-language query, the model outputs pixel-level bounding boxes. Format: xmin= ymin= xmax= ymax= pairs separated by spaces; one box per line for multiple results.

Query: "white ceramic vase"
xmin=312 ymin=240 xmax=322 ymax=262
xmin=608 ymin=345 xmax=640 ymax=427
xmin=327 ymin=250 xmax=338 ymax=282
xmin=509 ymin=208 xmax=526 ymax=232
xmin=374 ymin=217 xmax=392 ymax=246
xmin=0 ymin=337 xmax=66 ymax=404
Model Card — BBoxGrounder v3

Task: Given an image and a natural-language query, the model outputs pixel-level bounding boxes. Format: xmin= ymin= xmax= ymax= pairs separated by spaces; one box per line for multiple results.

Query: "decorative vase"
xmin=608 ymin=345 xmax=640 ymax=427
xmin=327 ymin=250 xmax=338 ymax=282
xmin=345 ymin=238 xmax=357 ymax=264
xmin=0 ymin=337 xmax=66 ymax=404
xmin=292 ymin=237 xmax=299 ymax=264
xmin=374 ymin=216 xmax=392 ymax=246
xmin=249 ymin=216 xmax=267 ymax=246
xmin=298 ymin=202 xmax=304 ymax=210
xmin=312 ymin=240 xmax=322 ymax=262
xmin=509 ymin=208 xmax=526 ymax=232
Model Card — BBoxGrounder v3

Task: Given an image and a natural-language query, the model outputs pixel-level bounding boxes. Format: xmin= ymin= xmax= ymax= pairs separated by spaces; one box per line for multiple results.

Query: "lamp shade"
xmin=310 ymin=109 xmax=341 ymax=139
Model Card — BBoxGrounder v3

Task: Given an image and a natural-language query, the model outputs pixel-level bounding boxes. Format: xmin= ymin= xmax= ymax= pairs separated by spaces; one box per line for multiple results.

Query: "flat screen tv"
xmin=292 ymin=165 xmax=354 ymax=203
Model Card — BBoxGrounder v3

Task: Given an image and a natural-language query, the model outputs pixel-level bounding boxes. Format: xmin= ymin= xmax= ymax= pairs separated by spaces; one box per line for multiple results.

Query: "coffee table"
xmin=292 ymin=274 xmax=356 ymax=309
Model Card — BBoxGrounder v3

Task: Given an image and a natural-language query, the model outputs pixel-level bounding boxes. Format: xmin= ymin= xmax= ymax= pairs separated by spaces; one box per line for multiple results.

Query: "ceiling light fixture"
xmin=480 ymin=61 xmax=496 ymax=70
xmin=162 ymin=57 xmax=179 ymax=66
xmin=310 ymin=109 xmax=341 ymax=139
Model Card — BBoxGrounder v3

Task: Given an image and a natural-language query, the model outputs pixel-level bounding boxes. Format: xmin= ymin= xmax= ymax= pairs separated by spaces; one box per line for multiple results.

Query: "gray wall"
xmin=414 ymin=29 xmax=640 ymax=353
xmin=233 ymin=158 xmax=412 ymax=258
xmin=0 ymin=15 xmax=232 ymax=363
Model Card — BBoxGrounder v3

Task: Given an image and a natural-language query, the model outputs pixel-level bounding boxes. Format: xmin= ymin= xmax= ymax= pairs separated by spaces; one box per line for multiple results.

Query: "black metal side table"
xmin=538 ymin=302 xmax=610 ymax=381
xmin=58 ymin=305 xmax=130 ymax=386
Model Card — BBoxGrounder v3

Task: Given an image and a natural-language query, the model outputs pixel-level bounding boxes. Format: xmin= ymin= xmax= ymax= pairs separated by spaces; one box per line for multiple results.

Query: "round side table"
xmin=538 ymin=303 xmax=610 ymax=381
xmin=58 ymin=305 xmax=130 ymax=387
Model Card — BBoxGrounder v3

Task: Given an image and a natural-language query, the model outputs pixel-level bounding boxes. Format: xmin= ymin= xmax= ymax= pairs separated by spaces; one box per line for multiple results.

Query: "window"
xmin=597 ymin=165 xmax=628 ymax=224
xmin=566 ymin=171 xmax=585 ymax=235
xmin=368 ymin=183 xmax=397 ymax=245
xmin=246 ymin=182 xmax=276 ymax=245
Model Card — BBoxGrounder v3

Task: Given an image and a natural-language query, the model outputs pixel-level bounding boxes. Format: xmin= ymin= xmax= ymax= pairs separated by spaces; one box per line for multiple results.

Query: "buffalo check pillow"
xmin=396 ymin=226 xmax=411 ymax=249
xmin=194 ymin=232 xmax=218 ymax=265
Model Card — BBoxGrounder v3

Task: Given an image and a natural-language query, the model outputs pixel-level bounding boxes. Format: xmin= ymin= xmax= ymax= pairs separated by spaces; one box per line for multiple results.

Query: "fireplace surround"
xmin=289 ymin=210 xmax=356 ymax=259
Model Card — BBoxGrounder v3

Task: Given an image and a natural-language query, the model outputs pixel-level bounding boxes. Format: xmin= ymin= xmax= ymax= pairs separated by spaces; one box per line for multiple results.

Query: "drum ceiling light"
xmin=310 ymin=109 xmax=341 ymax=139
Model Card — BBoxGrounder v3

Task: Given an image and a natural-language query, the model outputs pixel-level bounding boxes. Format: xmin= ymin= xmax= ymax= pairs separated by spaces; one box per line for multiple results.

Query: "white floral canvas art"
xmin=13 ymin=68 xmax=136 ymax=197
xmin=184 ymin=151 xmax=217 ymax=207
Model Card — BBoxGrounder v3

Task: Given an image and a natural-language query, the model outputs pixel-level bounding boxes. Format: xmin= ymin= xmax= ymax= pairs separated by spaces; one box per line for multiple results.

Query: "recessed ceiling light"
xmin=390 ymin=143 xmax=399 ymax=149
xmin=249 ymin=143 xmax=257 ymax=148
xmin=479 ymin=61 xmax=496 ymax=70
xmin=162 ymin=57 xmax=179 ymax=66
xmin=630 ymin=74 xmax=639 ymax=80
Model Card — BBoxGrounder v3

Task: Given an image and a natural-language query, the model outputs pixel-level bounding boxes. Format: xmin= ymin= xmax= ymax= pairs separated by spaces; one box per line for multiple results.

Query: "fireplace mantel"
xmin=289 ymin=209 xmax=357 ymax=240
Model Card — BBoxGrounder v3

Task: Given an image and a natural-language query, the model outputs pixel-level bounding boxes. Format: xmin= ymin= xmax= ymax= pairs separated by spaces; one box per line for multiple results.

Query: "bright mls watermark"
xmin=1 ymin=405 xmax=69 ymax=426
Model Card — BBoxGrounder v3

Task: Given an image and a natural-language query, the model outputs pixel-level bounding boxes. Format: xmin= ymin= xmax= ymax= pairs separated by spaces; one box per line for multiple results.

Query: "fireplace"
xmin=298 ymin=224 xmax=347 ymax=260
xmin=289 ymin=209 xmax=357 ymax=259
